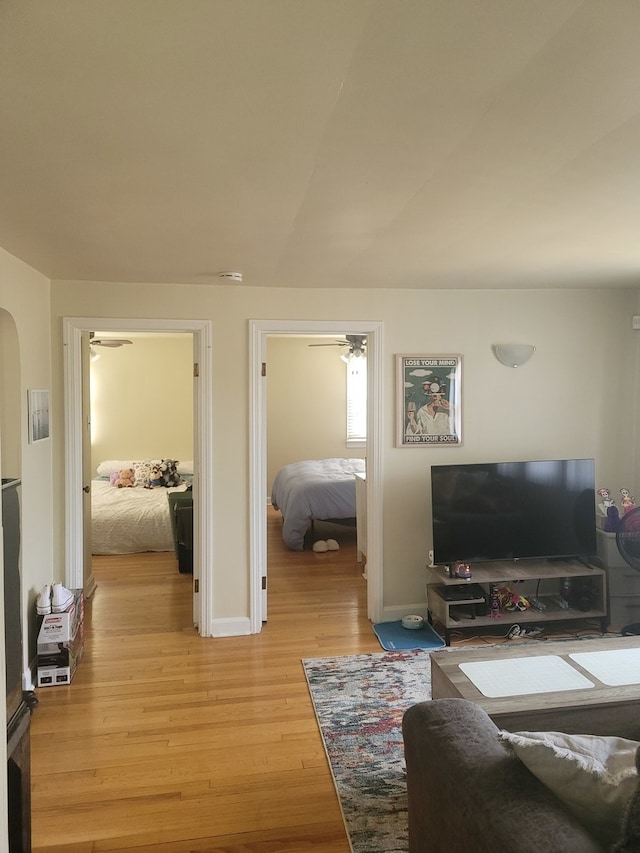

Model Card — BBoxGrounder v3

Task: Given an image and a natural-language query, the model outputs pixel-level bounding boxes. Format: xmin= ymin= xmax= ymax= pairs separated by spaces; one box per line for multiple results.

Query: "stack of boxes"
xmin=36 ymin=589 xmax=84 ymax=687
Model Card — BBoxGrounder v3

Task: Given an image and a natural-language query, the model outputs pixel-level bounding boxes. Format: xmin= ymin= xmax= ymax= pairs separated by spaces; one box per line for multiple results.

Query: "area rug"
xmin=302 ymin=649 xmax=433 ymax=853
xmin=372 ymin=619 xmax=446 ymax=651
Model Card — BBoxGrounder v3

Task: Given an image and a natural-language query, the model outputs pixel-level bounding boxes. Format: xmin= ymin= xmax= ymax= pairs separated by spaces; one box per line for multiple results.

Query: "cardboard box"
xmin=37 ymin=638 xmax=83 ymax=687
xmin=37 ymin=589 xmax=84 ymax=687
xmin=37 ymin=661 xmax=77 ymax=688
xmin=37 ymin=589 xmax=83 ymax=652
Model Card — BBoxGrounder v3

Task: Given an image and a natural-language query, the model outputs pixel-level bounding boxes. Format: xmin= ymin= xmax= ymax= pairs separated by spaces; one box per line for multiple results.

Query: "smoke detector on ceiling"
xmin=218 ymin=271 xmax=243 ymax=283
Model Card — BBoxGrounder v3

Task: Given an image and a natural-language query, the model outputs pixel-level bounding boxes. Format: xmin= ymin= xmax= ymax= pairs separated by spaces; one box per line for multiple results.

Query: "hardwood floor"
xmin=30 ymin=509 xmax=381 ymax=852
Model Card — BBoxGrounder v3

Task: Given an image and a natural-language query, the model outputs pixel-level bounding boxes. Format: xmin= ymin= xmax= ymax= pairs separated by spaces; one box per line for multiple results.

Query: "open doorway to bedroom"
xmin=265 ymin=333 xmax=366 ymax=590
xmin=89 ymin=330 xmax=194 ymax=559
xmin=63 ymin=317 xmax=213 ymax=637
xmin=249 ymin=319 xmax=383 ymax=632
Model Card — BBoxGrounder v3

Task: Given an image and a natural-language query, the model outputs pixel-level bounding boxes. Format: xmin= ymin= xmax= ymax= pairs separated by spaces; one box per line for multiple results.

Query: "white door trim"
xmin=249 ymin=319 xmax=384 ymax=632
xmin=62 ymin=316 xmax=214 ymax=636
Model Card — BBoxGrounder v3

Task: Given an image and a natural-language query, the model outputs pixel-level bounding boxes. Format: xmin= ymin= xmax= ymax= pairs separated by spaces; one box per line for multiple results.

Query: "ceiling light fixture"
xmin=492 ymin=344 xmax=536 ymax=368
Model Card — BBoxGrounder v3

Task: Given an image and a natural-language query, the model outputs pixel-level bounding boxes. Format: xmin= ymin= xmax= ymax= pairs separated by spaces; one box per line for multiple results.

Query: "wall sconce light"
xmin=492 ymin=344 xmax=536 ymax=368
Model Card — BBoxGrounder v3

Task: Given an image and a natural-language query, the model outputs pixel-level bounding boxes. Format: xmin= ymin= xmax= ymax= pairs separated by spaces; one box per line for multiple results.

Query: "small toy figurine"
xmin=620 ymin=488 xmax=637 ymax=514
xmin=597 ymin=488 xmax=616 ymax=517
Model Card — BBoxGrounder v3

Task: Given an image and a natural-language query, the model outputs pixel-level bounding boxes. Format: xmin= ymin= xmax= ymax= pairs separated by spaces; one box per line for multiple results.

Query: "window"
xmin=346 ymin=356 xmax=367 ymax=445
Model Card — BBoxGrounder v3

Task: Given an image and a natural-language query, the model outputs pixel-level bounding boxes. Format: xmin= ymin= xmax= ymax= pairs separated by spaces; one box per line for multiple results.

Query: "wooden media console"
xmin=426 ymin=559 xmax=607 ymax=645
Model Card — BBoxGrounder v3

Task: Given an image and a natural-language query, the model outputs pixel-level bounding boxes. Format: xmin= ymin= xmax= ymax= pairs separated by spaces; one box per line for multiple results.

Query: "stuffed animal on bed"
xmin=158 ymin=458 xmax=181 ymax=487
xmin=143 ymin=459 xmax=181 ymax=488
xmin=115 ymin=468 xmax=135 ymax=488
xmin=144 ymin=465 xmax=164 ymax=489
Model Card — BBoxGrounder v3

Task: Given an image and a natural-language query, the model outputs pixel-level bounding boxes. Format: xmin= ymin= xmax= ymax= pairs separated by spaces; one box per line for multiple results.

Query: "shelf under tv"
xmin=425 ymin=559 xmax=608 ymax=646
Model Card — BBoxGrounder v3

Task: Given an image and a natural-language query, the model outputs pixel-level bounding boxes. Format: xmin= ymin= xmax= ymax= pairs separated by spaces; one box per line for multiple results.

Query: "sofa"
xmin=402 ymin=698 xmax=640 ymax=853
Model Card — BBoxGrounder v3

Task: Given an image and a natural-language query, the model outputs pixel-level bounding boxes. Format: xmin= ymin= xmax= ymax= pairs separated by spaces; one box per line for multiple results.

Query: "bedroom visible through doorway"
xmin=63 ymin=316 xmax=214 ymax=637
xmin=250 ymin=319 xmax=384 ymax=632
xmin=266 ymin=335 xmax=367 ymax=615
xmin=88 ymin=331 xmax=194 ymax=562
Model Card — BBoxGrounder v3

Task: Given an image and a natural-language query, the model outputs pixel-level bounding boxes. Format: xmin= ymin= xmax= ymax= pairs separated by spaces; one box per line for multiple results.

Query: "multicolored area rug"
xmin=302 ymin=649 xmax=433 ymax=853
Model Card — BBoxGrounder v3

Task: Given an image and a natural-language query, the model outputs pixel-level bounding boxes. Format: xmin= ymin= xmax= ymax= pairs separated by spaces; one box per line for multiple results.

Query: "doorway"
xmin=249 ymin=319 xmax=384 ymax=632
xmin=63 ymin=317 xmax=214 ymax=636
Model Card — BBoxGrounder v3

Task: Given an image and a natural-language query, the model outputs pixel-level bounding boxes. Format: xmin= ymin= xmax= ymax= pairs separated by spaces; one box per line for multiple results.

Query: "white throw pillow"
xmin=96 ymin=459 xmax=136 ymax=477
xmin=499 ymin=729 xmax=639 ymax=846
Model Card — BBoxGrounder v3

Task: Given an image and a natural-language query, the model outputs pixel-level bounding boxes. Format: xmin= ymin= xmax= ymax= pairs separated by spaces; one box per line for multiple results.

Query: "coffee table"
xmin=430 ymin=636 xmax=640 ymax=736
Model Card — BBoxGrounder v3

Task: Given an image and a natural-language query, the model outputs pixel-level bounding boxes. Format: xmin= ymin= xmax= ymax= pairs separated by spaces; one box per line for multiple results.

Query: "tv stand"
xmin=426 ymin=559 xmax=608 ymax=645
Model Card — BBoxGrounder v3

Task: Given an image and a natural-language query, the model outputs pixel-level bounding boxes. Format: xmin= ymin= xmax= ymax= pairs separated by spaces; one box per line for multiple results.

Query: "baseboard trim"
xmin=379 ymin=604 xmax=429 ymax=623
xmin=210 ymin=617 xmax=251 ymax=637
xmin=84 ymin=572 xmax=98 ymax=600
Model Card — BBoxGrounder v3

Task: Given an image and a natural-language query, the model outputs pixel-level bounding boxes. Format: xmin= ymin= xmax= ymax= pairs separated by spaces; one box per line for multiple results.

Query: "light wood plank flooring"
xmin=30 ymin=509 xmax=382 ymax=852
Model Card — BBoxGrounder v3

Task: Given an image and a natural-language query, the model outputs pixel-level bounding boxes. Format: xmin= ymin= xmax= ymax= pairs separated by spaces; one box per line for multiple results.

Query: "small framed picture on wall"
xmin=396 ymin=354 xmax=462 ymax=447
xmin=28 ymin=389 xmax=50 ymax=443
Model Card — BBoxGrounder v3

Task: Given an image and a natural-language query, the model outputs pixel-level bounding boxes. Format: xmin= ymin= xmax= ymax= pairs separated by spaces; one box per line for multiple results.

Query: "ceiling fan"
xmin=89 ymin=332 xmax=133 ymax=361
xmin=309 ymin=334 xmax=366 ymax=357
xmin=90 ymin=333 xmax=133 ymax=348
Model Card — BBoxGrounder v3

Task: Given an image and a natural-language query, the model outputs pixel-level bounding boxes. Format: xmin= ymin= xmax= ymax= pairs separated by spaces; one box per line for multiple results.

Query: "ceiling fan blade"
xmin=91 ymin=338 xmax=133 ymax=347
xmin=308 ymin=340 xmax=349 ymax=347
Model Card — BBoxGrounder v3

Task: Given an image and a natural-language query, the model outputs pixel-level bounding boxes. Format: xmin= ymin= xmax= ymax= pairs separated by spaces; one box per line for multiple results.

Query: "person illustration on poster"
xmin=406 ymin=377 xmax=455 ymax=436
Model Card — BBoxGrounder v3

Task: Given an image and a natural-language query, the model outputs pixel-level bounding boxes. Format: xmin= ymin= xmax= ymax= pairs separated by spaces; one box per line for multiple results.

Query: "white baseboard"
xmin=379 ymin=604 xmax=429 ymax=623
xmin=209 ymin=617 xmax=252 ymax=637
xmin=84 ymin=572 xmax=98 ymax=599
xmin=23 ymin=666 xmax=35 ymax=692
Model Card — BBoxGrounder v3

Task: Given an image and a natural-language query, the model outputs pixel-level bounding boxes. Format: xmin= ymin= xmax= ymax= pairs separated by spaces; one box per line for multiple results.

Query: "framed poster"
xmin=28 ymin=389 xmax=50 ymax=443
xmin=396 ymin=355 xmax=462 ymax=447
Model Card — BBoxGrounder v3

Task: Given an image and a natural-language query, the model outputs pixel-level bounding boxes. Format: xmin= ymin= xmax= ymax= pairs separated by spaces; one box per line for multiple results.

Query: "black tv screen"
xmin=431 ymin=458 xmax=597 ymax=565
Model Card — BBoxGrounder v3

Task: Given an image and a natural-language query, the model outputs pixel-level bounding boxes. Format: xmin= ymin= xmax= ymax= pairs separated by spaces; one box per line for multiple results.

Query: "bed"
xmin=270 ymin=457 xmax=366 ymax=551
xmin=91 ymin=459 xmax=192 ymax=555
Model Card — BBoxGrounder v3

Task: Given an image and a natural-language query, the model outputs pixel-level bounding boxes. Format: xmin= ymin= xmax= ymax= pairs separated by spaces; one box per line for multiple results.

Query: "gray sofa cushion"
xmin=402 ymin=698 xmax=605 ymax=853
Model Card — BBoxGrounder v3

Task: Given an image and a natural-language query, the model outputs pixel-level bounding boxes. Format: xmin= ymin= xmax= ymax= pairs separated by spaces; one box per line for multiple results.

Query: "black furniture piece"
xmin=2 ymin=477 xmax=32 ymax=852
xmin=168 ymin=491 xmax=193 ymax=574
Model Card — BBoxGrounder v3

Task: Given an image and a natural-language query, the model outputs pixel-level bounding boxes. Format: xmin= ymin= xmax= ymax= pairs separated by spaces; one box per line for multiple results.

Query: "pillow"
xmin=613 ymin=745 xmax=640 ymax=852
xmin=133 ymin=461 xmax=155 ymax=486
xmin=177 ymin=460 xmax=193 ymax=475
xmin=96 ymin=460 xmax=135 ymax=477
xmin=500 ymin=729 xmax=639 ymax=847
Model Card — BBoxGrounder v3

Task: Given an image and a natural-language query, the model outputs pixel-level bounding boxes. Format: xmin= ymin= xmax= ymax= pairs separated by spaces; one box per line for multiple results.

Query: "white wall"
xmin=0 ymin=249 xmax=54 ymax=648
xmin=89 ymin=334 xmax=193 ymax=474
xmin=0 ymin=246 xmax=53 ymax=851
xmin=266 ymin=336 xmax=365 ymax=492
xmin=50 ymin=280 xmax=640 ymax=619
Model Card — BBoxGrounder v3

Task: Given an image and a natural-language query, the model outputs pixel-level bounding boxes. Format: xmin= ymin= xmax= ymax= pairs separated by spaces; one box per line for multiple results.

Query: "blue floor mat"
xmin=372 ymin=619 xmax=446 ymax=651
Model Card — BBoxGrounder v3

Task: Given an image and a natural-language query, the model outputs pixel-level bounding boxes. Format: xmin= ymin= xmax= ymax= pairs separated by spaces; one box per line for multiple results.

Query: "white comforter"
xmin=271 ymin=458 xmax=365 ymax=551
xmin=91 ymin=479 xmax=189 ymax=555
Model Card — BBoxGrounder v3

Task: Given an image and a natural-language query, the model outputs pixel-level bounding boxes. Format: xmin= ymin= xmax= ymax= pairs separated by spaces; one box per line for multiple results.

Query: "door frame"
xmin=63 ymin=316 xmax=214 ymax=635
xmin=249 ymin=319 xmax=384 ymax=632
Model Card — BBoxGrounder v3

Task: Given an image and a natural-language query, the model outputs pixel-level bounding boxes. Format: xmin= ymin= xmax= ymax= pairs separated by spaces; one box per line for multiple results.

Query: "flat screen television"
xmin=431 ymin=458 xmax=597 ymax=565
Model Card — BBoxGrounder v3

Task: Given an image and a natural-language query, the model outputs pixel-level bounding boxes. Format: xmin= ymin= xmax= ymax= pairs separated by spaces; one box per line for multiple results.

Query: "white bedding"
xmin=271 ymin=458 xmax=365 ymax=551
xmin=91 ymin=479 xmax=189 ymax=555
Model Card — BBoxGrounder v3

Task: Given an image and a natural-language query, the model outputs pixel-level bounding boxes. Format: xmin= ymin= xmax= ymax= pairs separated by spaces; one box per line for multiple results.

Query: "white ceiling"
xmin=1 ymin=0 xmax=640 ymax=290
